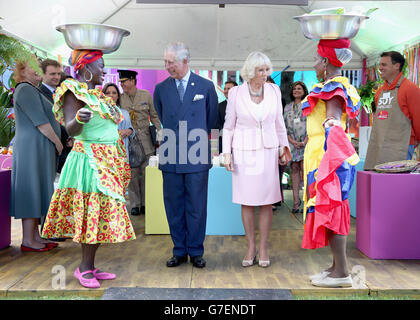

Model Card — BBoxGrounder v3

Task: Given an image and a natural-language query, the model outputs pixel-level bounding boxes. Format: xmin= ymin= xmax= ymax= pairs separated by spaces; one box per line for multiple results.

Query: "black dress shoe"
xmin=131 ymin=207 xmax=140 ymax=216
xmin=166 ymin=256 xmax=188 ymax=267
xmin=190 ymin=256 xmax=206 ymax=268
xmin=140 ymin=206 xmax=145 ymax=215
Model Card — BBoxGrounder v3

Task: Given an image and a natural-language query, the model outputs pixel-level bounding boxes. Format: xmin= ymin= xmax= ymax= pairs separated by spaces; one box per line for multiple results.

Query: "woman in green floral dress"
xmin=284 ymin=81 xmax=308 ymax=213
xmin=42 ymin=50 xmax=135 ymax=288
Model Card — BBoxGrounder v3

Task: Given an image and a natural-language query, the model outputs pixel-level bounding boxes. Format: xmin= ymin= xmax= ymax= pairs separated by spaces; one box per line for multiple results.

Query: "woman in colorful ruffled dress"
xmin=42 ymin=50 xmax=135 ymax=288
xmin=301 ymin=39 xmax=361 ymax=288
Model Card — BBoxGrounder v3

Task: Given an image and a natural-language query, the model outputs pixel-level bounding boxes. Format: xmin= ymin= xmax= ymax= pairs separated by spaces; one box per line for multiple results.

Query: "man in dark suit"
xmin=153 ymin=42 xmax=218 ymax=268
xmin=39 ymin=60 xmax=73 ymax=174
xmin=214 ymin=80 xmax=238 ymax=153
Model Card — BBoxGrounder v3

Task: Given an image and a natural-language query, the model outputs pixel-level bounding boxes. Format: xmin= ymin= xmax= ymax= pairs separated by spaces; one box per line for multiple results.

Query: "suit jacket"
xmin=154 ymin=72 xmax=218 ymax=173
xmin=39 ymin=83 xmax=54 ymax=104
xmin=214 ymin=100 xmax=227 ymax=131
xmin=39 ymin=83 xmax=72 ymax=173
xmin=120 ymin=89 xmax=161 ymax=155
xmin=222 ymin=82 xmax=290 ymax=152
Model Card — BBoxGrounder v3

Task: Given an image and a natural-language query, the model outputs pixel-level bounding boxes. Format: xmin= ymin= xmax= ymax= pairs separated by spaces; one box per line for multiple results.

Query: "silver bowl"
xmin=56 ymin=23 xmax=130 ymax=53
xmin=293 ymin=14 xmax=369 ymax=39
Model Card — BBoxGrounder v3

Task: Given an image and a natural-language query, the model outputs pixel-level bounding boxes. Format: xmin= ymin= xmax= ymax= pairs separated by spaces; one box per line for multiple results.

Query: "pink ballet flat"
xmin=92 ymin=268 xmax=116 ymax=280
xmin=74 ymin=267 xmax=101 ymax=288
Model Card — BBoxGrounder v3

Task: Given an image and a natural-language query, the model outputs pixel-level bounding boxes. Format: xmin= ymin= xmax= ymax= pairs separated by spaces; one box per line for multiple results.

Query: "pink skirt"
xmin=232 ymin=148 xmax=281 ymax=206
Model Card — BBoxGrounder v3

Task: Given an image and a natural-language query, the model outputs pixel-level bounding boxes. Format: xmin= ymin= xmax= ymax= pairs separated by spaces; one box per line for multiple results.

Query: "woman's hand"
xmin=77 ymin=107 xmax=93 ymax=123
xmin=55 ymin=141 xmax=64 ymax=156
xmin=296 ymin=141 xmax=305 ymax=149
xmin=119 ymin=129 xmax=133 ymax=139
xmin=223 ymin=153 xmax=234 ymax=172
xmin=279 ymin=146 xmax=292 ymax=166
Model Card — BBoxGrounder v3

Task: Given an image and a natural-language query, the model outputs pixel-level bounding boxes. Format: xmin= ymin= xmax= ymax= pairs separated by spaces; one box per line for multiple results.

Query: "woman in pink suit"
xmin=222 ymin=52 xmax=291 ymax=268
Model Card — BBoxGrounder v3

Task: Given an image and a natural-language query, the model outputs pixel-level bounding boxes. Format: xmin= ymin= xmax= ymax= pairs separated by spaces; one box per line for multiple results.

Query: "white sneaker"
xmin=309 ymin=271 xmax=330 ymax=281
xmin=311 ymin=275 xmax=353 ymax=288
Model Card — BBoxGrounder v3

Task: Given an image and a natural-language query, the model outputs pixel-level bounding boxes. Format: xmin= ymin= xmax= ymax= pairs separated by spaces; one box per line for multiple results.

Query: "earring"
xmin=84 ymin=69 xmax=93 ymax=82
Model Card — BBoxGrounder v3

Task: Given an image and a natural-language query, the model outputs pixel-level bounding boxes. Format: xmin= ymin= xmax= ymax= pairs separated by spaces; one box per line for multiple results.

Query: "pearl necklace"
xmin=248 ymin=84 xmax=263 ymax=97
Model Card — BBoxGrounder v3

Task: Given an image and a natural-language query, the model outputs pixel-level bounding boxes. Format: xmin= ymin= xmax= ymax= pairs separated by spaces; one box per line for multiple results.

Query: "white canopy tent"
xmin=1 ymin=0 xmax=420 ymax=70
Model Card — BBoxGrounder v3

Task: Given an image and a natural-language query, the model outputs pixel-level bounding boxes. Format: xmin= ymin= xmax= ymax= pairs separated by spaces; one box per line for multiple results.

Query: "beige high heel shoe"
xmin=242 ymin=254 xmax=257 ymax=267
xmin=258 ymin=259 xmax=270 ymax=268
xmin=258 ymin=253 xmax=270 ymax=268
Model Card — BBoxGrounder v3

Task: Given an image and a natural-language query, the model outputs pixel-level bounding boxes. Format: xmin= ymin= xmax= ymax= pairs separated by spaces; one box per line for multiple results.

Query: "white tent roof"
xmin=1 ymin=0 xmax=420 ymax=70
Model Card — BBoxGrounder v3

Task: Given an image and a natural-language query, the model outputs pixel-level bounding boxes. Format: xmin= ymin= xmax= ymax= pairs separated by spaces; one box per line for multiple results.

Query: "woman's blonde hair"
xmin=240 ymin=51 xmax=273 ymax=82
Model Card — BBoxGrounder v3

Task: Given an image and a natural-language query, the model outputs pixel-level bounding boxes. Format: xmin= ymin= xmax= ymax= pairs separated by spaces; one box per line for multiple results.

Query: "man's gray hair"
xmin=165 ymin=42 xmax=190 ymax=63
xmin=240 ymin=51 xmax=273 ymax=82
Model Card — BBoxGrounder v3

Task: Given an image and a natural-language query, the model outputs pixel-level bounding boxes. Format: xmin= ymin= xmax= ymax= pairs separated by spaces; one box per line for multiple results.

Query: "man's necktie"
xmin=177 ymin=80 xmax=185 ymax=102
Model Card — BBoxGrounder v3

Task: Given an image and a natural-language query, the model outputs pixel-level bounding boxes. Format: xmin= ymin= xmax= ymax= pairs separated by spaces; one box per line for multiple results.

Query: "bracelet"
xmin=322 ymin=117 xmax=339 ymax=128
xmin=75 ymin=111 xmax=86 ymax=125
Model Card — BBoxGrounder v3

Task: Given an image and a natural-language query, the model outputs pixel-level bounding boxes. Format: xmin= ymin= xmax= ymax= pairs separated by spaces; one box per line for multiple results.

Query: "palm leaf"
xmin=0 ymin=106 xmax=14 ymax=146
xmin=0 ymin=33 xmax=41 ymax=75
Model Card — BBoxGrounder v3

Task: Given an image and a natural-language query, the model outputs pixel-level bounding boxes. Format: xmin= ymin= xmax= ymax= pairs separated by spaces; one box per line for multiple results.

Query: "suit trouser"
xmin=162 ymin=170 xmax=209 ymax=257
xmin=128 ymin=154 xmax=152 ymax=209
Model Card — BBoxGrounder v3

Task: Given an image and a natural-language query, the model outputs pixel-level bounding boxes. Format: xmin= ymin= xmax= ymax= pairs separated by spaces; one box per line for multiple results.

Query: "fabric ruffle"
xmin=53 ymin=78 xmax=123 ymax=126
xmin=302 ymin=126 xmax=359 ymax=249
xmin=42 ymin=188 xmax=135 ymax=244
xmin=302 ymin=76 xmax=360 ymax=119
xmin=61 ymin=140 xmax=131 ymax=203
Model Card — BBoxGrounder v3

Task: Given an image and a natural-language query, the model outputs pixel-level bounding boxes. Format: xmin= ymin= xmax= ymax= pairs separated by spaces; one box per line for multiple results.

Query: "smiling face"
xmin=104 ymin=85 xmax=120 ymax=104
xmin=84 ymin=58 xmax=105 ymax=86
xmin=378 ymin=56 xmax=401 ymax=83
xmin=164 ymin=50 xmax=188 ymax=80
xmin=120 ymin=79 xmax=136 ymax=94
xmin=292 ymin=84 xmax=305 ymax=100
xmin=42 ymin=65 xmax=61 ymax=87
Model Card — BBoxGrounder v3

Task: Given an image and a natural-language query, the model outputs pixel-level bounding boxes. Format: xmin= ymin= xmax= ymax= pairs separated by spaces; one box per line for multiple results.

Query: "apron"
xmin=364 ymin=77 xmax=412 ymax=170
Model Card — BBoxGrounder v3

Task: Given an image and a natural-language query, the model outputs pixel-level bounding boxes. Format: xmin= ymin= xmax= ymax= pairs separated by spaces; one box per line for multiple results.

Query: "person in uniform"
xmin=118 ymin=70 xmax=162 ymax=215
xmin=364 ymin=51 xmax=420 ymax=169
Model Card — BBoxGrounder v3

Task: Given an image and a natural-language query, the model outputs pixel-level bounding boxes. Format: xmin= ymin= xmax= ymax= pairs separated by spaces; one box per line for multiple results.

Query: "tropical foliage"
xmin=358 ymin=80 xmax=381 ymax=114
xmin=0 ymin=32 xmax=40 ymax=147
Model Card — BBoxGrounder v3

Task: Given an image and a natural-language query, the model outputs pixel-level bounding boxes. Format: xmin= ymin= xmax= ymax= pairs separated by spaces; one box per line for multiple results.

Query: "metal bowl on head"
xmin=293 ymin=14 xmax=369 ymax=40
xmin=56 ymin=23 xmax=130 ymax=54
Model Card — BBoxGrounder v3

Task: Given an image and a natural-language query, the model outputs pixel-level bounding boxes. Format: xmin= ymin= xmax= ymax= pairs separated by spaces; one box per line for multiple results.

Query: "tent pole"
xmin=101 ymin=0 xmax=132 ymax=24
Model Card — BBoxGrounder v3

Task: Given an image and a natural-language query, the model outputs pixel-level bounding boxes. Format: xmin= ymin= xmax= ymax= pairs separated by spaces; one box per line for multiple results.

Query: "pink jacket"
xmin=222 ymin=82 xmax=290 ymax=152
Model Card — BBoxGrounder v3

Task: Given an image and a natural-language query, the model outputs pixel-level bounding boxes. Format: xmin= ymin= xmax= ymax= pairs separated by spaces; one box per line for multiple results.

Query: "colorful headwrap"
xmin=317 ymin=39 xmax=351 ymax=67
xmin=70 ymin=50 xmax=103 ymax=72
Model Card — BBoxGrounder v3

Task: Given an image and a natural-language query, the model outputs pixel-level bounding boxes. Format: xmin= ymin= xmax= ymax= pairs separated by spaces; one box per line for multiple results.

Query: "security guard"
xmin=118 ymin=70 xmax=162 ymax=215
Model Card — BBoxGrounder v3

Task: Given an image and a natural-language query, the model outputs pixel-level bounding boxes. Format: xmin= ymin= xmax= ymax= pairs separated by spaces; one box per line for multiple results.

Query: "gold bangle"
xmin=75 ymin=111 xmax=86 ymax=125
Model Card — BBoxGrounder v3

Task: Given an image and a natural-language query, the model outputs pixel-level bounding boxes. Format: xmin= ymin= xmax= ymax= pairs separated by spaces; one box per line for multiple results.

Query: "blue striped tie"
xmin=177 ymin=80 xmax=185 ymax=102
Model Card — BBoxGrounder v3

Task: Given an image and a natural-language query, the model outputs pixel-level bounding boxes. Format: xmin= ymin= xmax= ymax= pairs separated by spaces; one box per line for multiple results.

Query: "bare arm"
xmin=324 ymin=96 xmax=344 ymax=128
xmin=63 ymin=91 xmax=92 ymax=137
xmin=37 ymin=123 xmax=63 ymax=155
